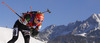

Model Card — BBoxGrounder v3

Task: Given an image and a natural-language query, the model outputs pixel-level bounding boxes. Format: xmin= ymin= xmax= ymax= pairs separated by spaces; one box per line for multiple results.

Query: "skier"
xmin=7 ymin=11 xmax=44 ymax=43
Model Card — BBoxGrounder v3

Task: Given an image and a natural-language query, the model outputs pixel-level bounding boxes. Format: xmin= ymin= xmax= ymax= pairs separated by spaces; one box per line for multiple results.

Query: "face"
xmin=34 ymin=18 xmax=41 ymax=24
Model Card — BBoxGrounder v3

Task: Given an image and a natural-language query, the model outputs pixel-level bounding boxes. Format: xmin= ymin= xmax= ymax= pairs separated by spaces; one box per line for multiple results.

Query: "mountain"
xmin=48 ymin=34 xmax=100 ymax=43
xmin=0 ymin=27 xmax=44 ymax=43
xmin=38 ymin=14 xmax=100 ymax=43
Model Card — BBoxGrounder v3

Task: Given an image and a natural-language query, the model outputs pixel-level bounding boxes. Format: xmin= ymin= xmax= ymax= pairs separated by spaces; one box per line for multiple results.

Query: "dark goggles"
xmin=37 ymin=19 xmax=43 ymax=22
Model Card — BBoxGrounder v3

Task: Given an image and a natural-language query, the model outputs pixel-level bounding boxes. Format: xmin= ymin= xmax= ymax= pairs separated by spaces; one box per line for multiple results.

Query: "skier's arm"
xmin=35 ymin=25 xmax=42 ymax=30
xmin=30 ymin=23 xmax=42 ymax=36
xmin=30 ymin=26 xmax=40 ymax=37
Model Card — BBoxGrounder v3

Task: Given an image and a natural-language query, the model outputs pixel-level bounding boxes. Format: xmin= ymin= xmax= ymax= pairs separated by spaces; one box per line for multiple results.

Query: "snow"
xmin=74 ymin=33 xmax=87 ymax=37
xmin=92 ymin=14 xmax=100 ymax=23
xmin=0 ymin=27 xmax=44 ymax=43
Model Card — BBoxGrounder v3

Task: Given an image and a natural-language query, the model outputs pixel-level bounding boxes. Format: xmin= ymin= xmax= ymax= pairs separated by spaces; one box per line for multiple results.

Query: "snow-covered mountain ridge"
xmin=38 ymin=14 xmax=100 ymax=43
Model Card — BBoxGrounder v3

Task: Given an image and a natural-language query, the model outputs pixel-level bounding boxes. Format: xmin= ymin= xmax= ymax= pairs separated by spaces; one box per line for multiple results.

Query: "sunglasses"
xmin=37 ymin=19 xmax=43 ymax=22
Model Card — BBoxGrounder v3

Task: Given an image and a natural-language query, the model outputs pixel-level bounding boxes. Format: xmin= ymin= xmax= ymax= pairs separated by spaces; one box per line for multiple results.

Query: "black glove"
xmin=30 ymin=28 xmax=39 ymax=37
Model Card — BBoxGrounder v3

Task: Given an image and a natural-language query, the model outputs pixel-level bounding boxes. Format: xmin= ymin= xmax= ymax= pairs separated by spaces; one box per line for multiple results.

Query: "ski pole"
xmin=2 ymin=1 xmax=35 ymax=31
xmin=2 ymin=1 xmax=22 ymax=19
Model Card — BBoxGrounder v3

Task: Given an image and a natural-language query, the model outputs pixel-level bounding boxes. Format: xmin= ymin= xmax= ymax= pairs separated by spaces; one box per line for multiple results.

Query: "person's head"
xmin=34 ymin=11 xmax=44 ymax=24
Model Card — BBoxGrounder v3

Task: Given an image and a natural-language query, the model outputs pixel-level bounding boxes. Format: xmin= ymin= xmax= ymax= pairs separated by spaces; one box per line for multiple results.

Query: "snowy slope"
xmin=0 ymin=27 xmax=44 ymax=43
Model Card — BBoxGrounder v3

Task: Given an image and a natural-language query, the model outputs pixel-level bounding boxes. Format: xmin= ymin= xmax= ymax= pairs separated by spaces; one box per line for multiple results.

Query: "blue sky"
xmin=0 ymin=0 xmax=100 ymax=31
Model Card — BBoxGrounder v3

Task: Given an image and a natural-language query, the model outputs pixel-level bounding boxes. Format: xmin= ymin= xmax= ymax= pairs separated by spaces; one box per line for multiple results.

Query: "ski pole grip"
xmin=2 ymin=1 xmax=4 ymax=3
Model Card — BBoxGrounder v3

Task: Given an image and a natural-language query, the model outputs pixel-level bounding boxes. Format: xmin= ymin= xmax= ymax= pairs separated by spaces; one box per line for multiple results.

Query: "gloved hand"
xmin=30 ymin=28 xmax=39 ymax=37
